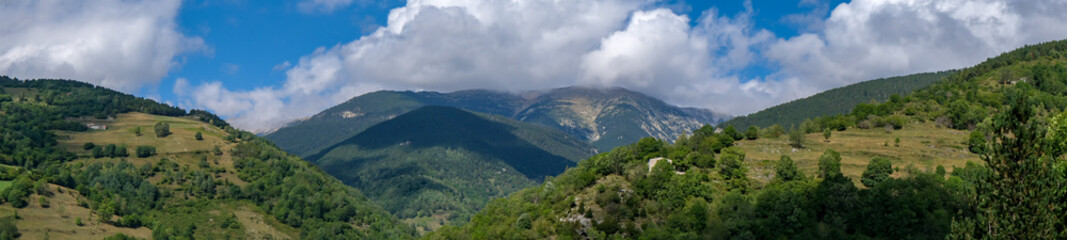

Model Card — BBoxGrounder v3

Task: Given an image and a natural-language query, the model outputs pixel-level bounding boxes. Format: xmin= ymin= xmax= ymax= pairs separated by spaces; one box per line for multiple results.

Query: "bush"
xmin=744 ymin=126 xmax=759 ymax=140
xmin=724 ymin=126 xmax=743 ymax=141
xmin=115 ymin=145 xmax=129 ymax=157
xmin=92 ymin=146 xmax=105 ymax=158
xmin=861 ymin=157 xmax=893 ymax=188
xmin=83 ymin=142 xmax=95 ymax=150
xmin=195 ymin=132 xmax=203 ymax=141
xmin=788 ymin=129 xmax=805 ymax=148
xmin=136 ymin=146 xmax=157 ymax=158
xmin=763 ymin=124 xmax=785 ymax=138
xmin=967 ymin=131 xmax=986 ymax=154
xmin=885 ymin=115 xmax=906 ymax=129
xmin=104 ymin=144 xmax=116 ymax=157
xmin=154 ymin=122 xmax=170 ymax=138
xmin=0 ymin=216 xmax=17 ymax=240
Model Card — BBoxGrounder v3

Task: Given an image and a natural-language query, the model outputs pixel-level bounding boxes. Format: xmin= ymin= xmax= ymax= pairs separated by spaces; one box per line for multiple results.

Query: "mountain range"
xmin=265 ymin=86 xmax=730 ymax=157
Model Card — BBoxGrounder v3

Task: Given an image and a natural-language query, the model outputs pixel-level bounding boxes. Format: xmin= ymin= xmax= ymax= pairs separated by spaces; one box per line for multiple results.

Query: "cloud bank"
xmin=0 ymin=0 xmax=204 ymax=92
xmin=181 ymin=0 xmax=1067 ymax=132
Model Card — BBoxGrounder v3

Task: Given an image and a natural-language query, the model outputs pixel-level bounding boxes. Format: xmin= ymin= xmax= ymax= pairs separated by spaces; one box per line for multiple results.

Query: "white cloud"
xmin=184 ymin=0 xmax=1067 ymax=132
xmin=765 ymin=0 xmax=1067 ymax=91
xmin=0 ymin=0 xmax=204 ymax=92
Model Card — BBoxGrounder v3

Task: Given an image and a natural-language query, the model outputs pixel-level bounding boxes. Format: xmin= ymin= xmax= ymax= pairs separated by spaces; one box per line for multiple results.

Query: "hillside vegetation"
xmin=723 ymin=71 xmax=952 ymax=130
xmin=308 ymin=106 xmax=594 ymax=233
xmin=0 ymin=77 xmax=415 ymax=239
xmin=427 ymin=40 xmax=1067 ymax=239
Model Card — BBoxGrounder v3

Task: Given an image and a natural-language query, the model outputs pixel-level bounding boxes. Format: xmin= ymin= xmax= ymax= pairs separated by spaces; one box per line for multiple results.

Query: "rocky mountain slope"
xmin=266 ymin=86 xmax=730 ymax=157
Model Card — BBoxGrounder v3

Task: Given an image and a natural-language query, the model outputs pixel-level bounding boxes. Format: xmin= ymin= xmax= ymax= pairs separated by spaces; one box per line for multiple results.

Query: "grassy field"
xmin=0 ymin=181 xmax=11 ymax=192
xmin=735 ymin=121 xmax=981 ymax=186
xmin=0 ymin=184 xmax=152 ymax=239
xmin=57 ymin=112 xmax=245 ymax=185
xmin=14 ymin=112 xmax=300 ymax=239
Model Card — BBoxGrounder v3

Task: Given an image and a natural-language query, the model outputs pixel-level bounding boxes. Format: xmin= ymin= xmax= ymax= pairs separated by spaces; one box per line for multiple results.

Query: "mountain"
xmin=305 ymin=106 xmax=594 ymax=233
xmin=513 ymin=87 xmax=730 ymax=151
xmin=427 ymin=40 xmax=1067 ymax=239
xmin=0 ymin=77 xmax=414 ymax=239
xmin=722 ymin=71 xmax=953 ymax=129
xmin=266 ymin=86 xmax=730 ymax=157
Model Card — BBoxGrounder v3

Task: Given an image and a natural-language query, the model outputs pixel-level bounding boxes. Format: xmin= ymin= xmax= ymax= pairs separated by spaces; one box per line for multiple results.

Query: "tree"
xmin=154 ymin=122 xmax=170 ymax=138
xmin=861 ymin=157 xmax=893 ymax=188
xmin=823 ymin=128 xmax=832 ymax=142
xmin=83 ymin=142 xmax=95 ymax=150
xmin=135 ymin=146 xmax=156 ymax=158
xmin=132 ymin=126 xmax=142 ymax=136
xmin=775 ymin=155 xmax=803 ymax=182
xmin=818 ymin=149 xmax=842 ymax=179
xmin=115 ymin=145 xmax=129 ymax=157
xmin=720 ymin=148 xmax=749 ymax=191
xmin=765 ymin=124 xmax=785 ymax=138
xmin=104 ymin=144 xmax=116 ymax=158
xmin=92 ymin=146 xmax=105 ymax=158
xmin=745 ymin=126 xmax=759 ymax=140
xmin=789 ymin=128 xmax=806 ymax=148
xmin=967 ymin=131 xmax=986 ymax=154
xmin=724 ymin=126 xmax=743 ymax=141
xmin=194 ymin=132 xmax=203 ymax=141
xmin=951 ymin=89 xmax=1065 ymax=239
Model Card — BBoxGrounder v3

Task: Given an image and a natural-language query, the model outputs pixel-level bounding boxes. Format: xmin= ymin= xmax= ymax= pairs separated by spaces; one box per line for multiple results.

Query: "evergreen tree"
xmin=951 ymin=89 xmax=1065 ymax=239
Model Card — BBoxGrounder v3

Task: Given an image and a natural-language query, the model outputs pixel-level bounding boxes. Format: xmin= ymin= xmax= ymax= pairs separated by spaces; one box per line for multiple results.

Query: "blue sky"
xmin=164 ymin=0 xmax=840 ymax=98
xmin=1 ymin=0 xmax=1065 ymax=131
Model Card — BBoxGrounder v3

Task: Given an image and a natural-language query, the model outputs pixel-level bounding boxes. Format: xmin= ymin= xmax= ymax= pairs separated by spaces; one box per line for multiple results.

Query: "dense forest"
xmin=0 ymin=76 xmax=414 ymax=239
xmin=428 ymin=40 xmax=1067 ymax=239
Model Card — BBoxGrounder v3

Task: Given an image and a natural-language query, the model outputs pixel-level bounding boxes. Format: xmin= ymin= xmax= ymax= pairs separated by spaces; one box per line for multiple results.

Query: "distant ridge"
xmin=267 ymin=86 xmax=730 ymax=157
xmin=722 ymin=71 xmax=954 ymax=129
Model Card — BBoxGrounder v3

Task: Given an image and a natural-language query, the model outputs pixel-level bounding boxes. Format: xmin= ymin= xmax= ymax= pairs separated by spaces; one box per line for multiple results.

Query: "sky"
xmin=2 ymin=0 xmax=1067 ymax=132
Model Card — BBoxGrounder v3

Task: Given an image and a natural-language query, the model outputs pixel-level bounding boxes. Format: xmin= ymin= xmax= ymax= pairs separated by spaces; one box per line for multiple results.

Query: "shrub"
xmin=788 ymin=129 xmax=805 ymax=148
xmin=967 ymin=131 xmax=986 ymax=154
xmin=861 ymin=157 xmax=893 ymax=188
xmin=154 ymin=122 xmax=171 ymax=138
xmin=136 ymin=146 xmax=157 ymax=158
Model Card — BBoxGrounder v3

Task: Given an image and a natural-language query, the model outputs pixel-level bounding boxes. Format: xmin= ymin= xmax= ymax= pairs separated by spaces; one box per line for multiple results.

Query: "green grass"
xmin=736 ymin=121 xmax=980 ymax=186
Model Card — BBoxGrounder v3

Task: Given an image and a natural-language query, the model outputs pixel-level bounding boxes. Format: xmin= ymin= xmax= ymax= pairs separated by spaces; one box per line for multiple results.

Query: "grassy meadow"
xmin=736 ymin=121 xmax=980 ymax=186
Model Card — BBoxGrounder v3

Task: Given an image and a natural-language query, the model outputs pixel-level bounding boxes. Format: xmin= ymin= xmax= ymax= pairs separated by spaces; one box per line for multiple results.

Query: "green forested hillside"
xmin=307 ymin=106 xmax=594 ymax=233
xmin=427 ymin=40 xmax=1067 ymax=239
xmin=723 ymin=71 xmax=953 ymax=129
xmin=428 ymin=132 xmax=980 ymax=239
xmin=0 ymin=77 xmax=414 ymax=239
